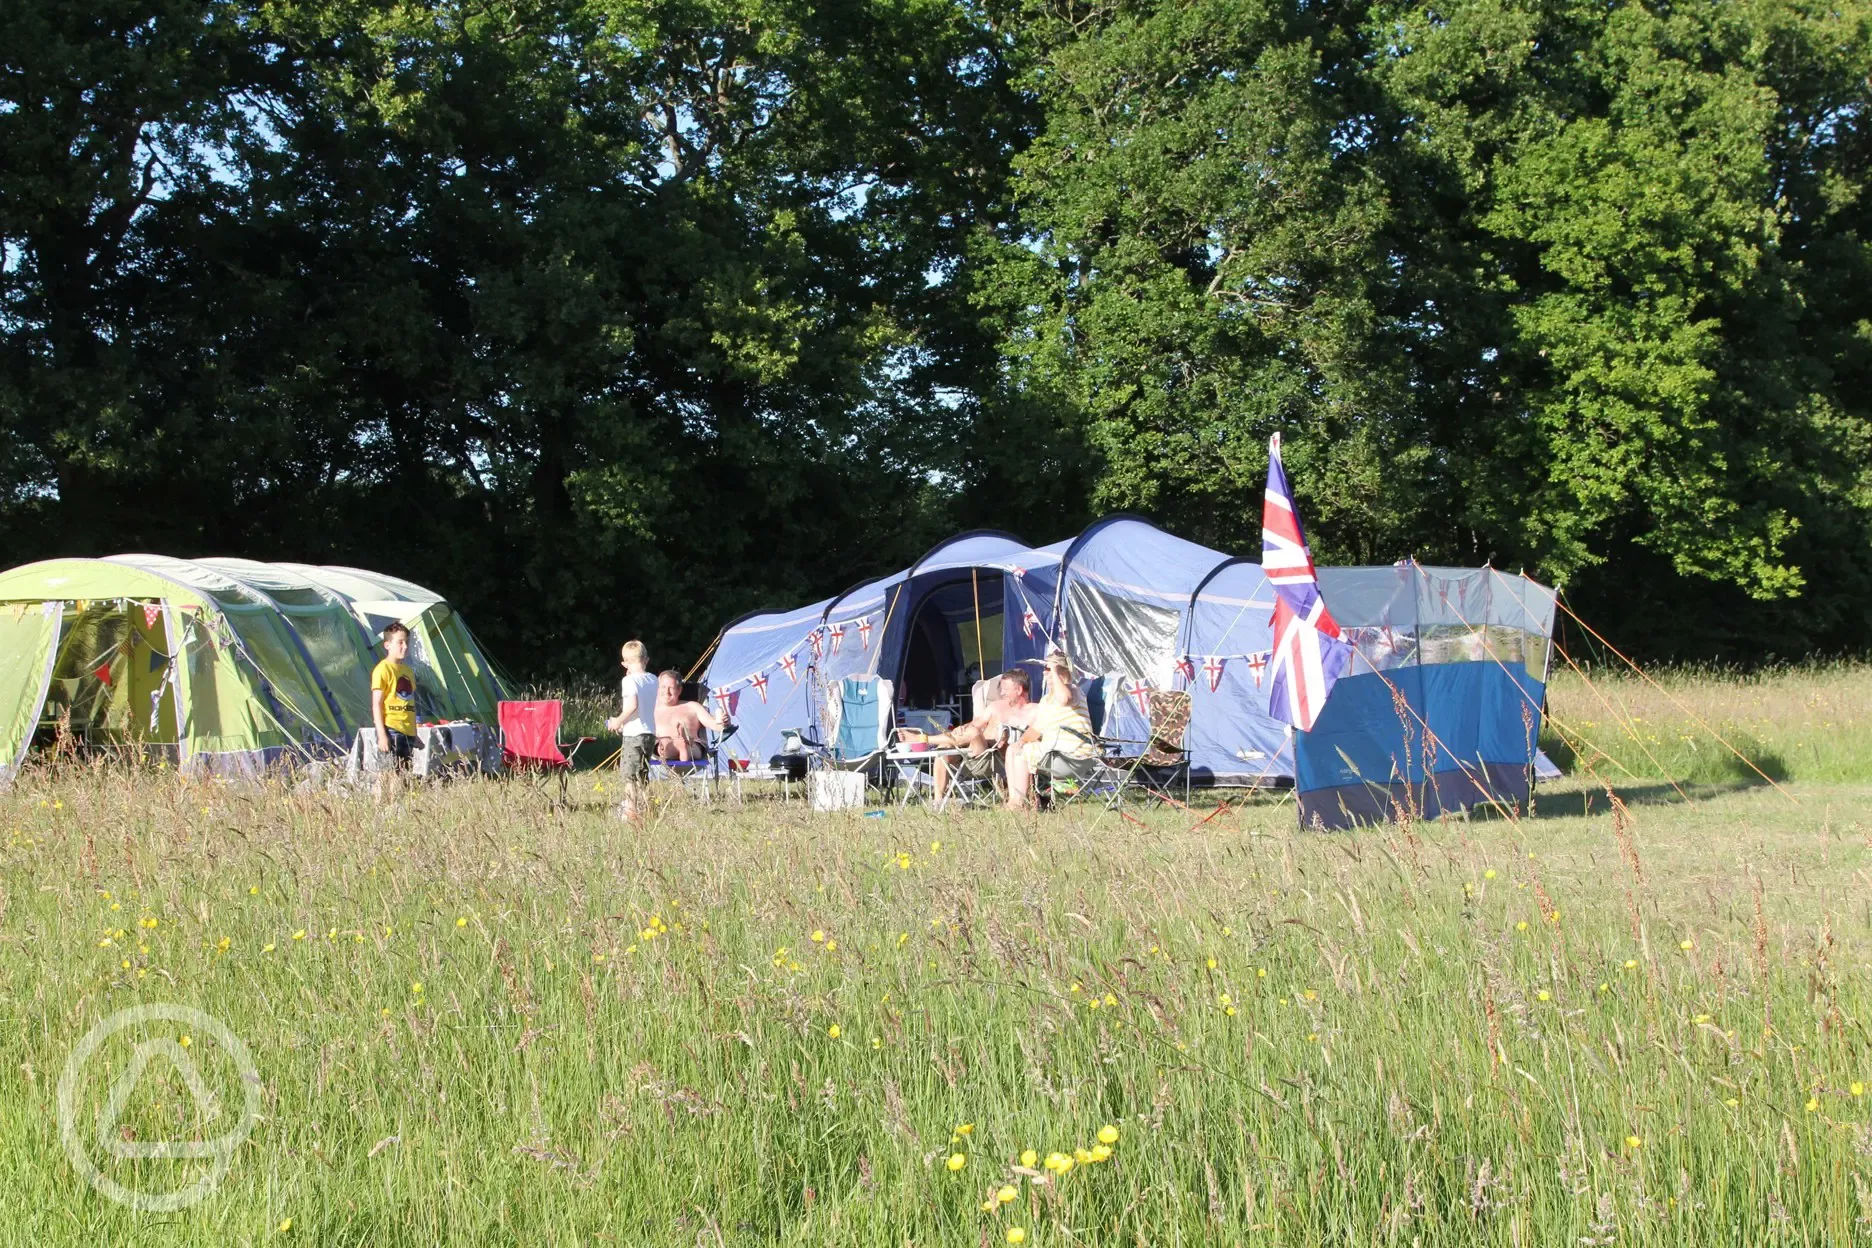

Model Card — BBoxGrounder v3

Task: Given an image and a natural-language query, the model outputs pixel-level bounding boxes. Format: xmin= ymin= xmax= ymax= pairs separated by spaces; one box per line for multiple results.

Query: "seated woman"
xmin=1005 ymin=655 xmax=1099 ymax=811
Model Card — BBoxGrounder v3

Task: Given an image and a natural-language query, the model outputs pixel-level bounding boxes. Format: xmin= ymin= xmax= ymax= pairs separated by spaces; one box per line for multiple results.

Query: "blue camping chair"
xmin=806 ymin=676 xmax=895 ymax=806
xmin=649 ymin=724 xmax=741 ymax=805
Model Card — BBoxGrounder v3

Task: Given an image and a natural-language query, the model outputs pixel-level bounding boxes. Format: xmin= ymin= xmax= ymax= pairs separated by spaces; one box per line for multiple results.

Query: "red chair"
xmin=498 ymin=701 xmax=594 ymax=802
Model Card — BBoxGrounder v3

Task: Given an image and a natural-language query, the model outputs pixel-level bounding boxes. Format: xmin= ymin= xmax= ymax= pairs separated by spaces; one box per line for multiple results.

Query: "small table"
xmin=884 ymin=747 xmax=971 ymax=811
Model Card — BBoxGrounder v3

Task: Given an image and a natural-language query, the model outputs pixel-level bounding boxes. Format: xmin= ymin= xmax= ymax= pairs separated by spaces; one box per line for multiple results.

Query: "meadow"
xmin=2 ymin=684 xmax=1870 ymax=1243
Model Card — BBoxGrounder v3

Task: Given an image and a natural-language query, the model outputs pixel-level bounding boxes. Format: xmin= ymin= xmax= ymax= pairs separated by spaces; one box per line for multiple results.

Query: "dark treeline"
xmin=4 ymin=0 xmax=1869 ymax=678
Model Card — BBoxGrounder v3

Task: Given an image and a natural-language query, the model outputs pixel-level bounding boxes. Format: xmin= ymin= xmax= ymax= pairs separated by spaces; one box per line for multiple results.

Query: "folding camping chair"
xmin=806 ymin=675 xmax=894 ymax=809
xmin=1100 ymin=689 xmax=1193 ymax=807
xmin=649 ymin=725 xmax=742 ymax=805
xmin=498 ymin=700 xmax=595 ymax=804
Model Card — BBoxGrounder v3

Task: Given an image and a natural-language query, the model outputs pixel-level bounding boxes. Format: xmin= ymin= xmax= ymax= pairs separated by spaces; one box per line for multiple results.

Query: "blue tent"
xmin=706 ymin=523 xmax=1555 ymax=817
xmin=1053 ymin=517 xmax=1290 ymax=784
xmin=707 ymin=532 xmax=1068 ymax=767
xmin=1297 ymin=564 xmax=1557 ymax=827
xmin=1183 ymin=559 xmax=1291 ymax=783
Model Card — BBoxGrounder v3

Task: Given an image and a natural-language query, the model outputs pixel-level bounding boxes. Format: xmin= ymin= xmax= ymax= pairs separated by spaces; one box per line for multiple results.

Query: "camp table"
xmin=884 ymin=746 xmax=971 ymax=811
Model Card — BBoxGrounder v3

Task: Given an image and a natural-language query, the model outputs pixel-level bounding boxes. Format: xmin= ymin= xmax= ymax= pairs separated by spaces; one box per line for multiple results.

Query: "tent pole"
xmin=970 ymin=570 xmax=985 ymax=678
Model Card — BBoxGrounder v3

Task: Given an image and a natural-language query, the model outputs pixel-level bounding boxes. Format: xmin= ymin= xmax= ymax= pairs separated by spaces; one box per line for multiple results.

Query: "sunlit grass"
xmin=1543 ymin=661 xmax=1872 ymax=785
xmin=1 ymin=750 xmax=1868 ymax=1243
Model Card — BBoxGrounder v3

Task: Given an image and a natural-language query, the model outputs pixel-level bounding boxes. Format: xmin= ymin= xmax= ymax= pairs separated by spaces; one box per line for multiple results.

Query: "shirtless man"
xmin=652 ymin=671 xmax=730 ymax=761
xmin=929 ymin=669 xmax=1034 ymax=797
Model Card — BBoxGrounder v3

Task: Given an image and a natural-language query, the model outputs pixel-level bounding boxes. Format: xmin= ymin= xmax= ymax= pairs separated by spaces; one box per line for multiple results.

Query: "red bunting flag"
xmin=857 ymin=617 xmax=873 ymax=650
xmin=142 ymin=603 xmax=161 ymax=630
xmin=1245 ymin=651 xmax=1269 ymax=688
xmin=93 ymin=660 xmax=113 ymax=687
xmin=748 ymin=672 xmax=769 ymax=704
xmin=779 ymin=652 xmax=798 ymax=683
xmin=1125 ymin=678 xmax=1152 ymax=717
xmin=1203 ymin=656 xmax=1226 ymax=692
xmin=808 ymin=630 xmax=823 ymax=660
xmin=828 ymin=623 xmax=846 ymax=654
xmin=1175 ymin=656 xmax=1195 ymax=685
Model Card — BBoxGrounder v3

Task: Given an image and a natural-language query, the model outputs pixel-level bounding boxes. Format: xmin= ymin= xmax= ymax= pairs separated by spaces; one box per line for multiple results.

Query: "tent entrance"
xmin=895 ymin=576 xmax=1005 ymax=713
xmin=40 ymin=600 xmax=180 ymax=753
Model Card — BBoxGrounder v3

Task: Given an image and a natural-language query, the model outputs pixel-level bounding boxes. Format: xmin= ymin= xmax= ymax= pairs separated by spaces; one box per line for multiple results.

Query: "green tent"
xmin=0 ymin=555 xmax=505 ymax=782
xmin=271 ymin=564 xmax=508 ymax=722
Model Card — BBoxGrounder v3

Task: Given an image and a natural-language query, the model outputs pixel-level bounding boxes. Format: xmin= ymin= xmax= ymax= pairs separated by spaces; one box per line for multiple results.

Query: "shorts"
xmin=619 ymin=733 xmax=655 ymax=783
xmin=381 ymin=728 xmax=415 ymax=770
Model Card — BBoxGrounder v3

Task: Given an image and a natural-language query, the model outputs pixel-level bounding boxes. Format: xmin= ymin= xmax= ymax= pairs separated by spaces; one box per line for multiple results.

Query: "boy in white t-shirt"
xmin=606 ymin=639 xmax=658 ymax=819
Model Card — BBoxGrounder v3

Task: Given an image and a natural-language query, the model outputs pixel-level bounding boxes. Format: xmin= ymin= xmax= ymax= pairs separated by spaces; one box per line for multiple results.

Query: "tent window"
xmin=1063 ymin=581 xmax=1179 ymax=678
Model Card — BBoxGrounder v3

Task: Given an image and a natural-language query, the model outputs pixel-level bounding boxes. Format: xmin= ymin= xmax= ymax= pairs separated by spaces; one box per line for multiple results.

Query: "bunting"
xmin=147 ymin=647 xmax=169 ymax=673
xmin=779 ymin=652 xmax=798 ymax=683
xmin=1125 ymin=678 xmax=1152 ymax=717
xmin=857 ymin=617 xmax=874 ymax=650
xmin=1020 ymin=606 xmax=1041 ymax=639
xmin=1245 ymin=651 xmax=1269 ymax=688
xmin=809 ymin=629 xmax=824 ymax=660
xmin=748 ymin=672 xmax=770 ymax=704
xmin=1203 ymin=656 xmax=1226 ymax=693
xmin=1175 ymin=656 xmax=1196 ymax=686
xmin=828 ymin=623 xmax=846 ymax=654
xmin=93 ymin=660 xmax=113 ymax=687
xmin=142 ymin=603 xmax=162 ymax=631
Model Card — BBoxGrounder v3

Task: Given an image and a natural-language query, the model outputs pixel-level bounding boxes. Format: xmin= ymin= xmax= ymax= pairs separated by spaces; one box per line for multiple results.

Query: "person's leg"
xmin=1005 ymin=743 xmax=1034 ymax=810
xmin=620 ymin=735 xmax=651 ymax=819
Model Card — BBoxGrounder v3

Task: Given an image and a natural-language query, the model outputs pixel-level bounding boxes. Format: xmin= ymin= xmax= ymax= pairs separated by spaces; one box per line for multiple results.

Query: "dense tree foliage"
xmin=4 ymin=0 xmax=1869 ymax=674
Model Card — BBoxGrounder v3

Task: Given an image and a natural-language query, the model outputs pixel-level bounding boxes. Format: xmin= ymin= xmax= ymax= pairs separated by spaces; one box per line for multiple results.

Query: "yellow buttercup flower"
xmin=1484 ymin=869 xmax=1497 ymax=879
xmin=1680 ymin=940 xmax=1694 ymax=951
xmin=1853 ymin=1082 xmax=1865 ymax=1098
xmin=1006 ymin=1230 xmax=1026 ymax=1245
xmin=1097 ymin=1124 xmax=1119 ymax=1145
xmin=1624 ymin=1135 xmax=1641 ymax=1150
xmin=1020 ymin=1149 xmax=1038 ymax=1167
xmin=1537 ymin=991 xmax=1551 ymax=1002
xmin=278 ymin=1218 xmax=292 ymax=1233
xmin=811 ymin=930 xmax=826 ymax=943
xmin=1515 ymin=921 xmax=1529 ymax=932
xmin=997 ymin=1185 xmax=1017 ymax=1204
xmin=456 ymin=917 xmax=467 ymax=928
xmin=1090 ymin=1143 xmax=1112 ymax=1161
xmin=179 ymin=1035 xmax=191 ymax=1048
xmin=1806 ymin=1097 xmax=1820 ymax=1113
xmin=946 ymin=1153 xmax=966 ymax=1172
xmin=827 ymin=1024 xmax=841 ymax=1039
xmin=955 ymin=1123 xmax=974 ymax=1136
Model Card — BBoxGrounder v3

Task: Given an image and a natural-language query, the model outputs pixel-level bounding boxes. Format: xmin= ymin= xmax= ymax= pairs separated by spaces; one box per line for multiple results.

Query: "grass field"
xmin=3 ymin=748 xmax=1870 ymax=1246
xmin=1542 ymin=662 xmax=1872 ymax=786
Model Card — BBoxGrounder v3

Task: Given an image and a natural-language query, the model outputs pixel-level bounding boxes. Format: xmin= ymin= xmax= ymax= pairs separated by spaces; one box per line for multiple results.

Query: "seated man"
xmin=928 ymin=668 xmax=1034 ymax=798
xmin=652 ymin=670 xmax=731 ymax=762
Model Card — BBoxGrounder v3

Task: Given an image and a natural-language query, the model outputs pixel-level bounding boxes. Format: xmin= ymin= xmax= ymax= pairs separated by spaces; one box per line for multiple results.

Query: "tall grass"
xmin=2 ymin=758 xmax=1869 ymax=1243
xmin=1542 ymin=661 xmax=1872 ymax=785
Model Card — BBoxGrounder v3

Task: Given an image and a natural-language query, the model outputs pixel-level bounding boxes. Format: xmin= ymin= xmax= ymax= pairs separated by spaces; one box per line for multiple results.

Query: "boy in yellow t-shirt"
xmin=370 ymin=622 xmax=421 ymax=791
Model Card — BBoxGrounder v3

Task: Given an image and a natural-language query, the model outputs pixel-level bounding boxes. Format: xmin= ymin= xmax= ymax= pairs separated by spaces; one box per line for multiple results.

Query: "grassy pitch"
xmin=1 ymin=762 xmax=1868 ymax=1243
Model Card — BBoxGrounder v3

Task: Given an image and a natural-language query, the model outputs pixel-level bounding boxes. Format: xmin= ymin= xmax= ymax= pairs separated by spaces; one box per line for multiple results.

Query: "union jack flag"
xmin=1203 ymin=655 xmax=1226 ymax=693
xmin=1245 ymin=650 xmax=1269 ymax=688
xmin=1262 ymin=432 xmax=1350 ymax=731
xmin=779 ymin=652 xmax=798 ymax=683
xmin=712 ymin=688 xmax=740 ymax=717
xmin=857 ymin=616 xmax=874 ymax=650
xmin=828 ymin=623 xmax=846 ymax=654
xmin=748 ymin=671 xmax=769 ymax=704
xmin=808 ymin=629 xmax=823 ymax=660
xmin=1021 ymin=606 xmax=1041 ymax=639
xmin=1175 ymin=656 xmax=1195 ymax=685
